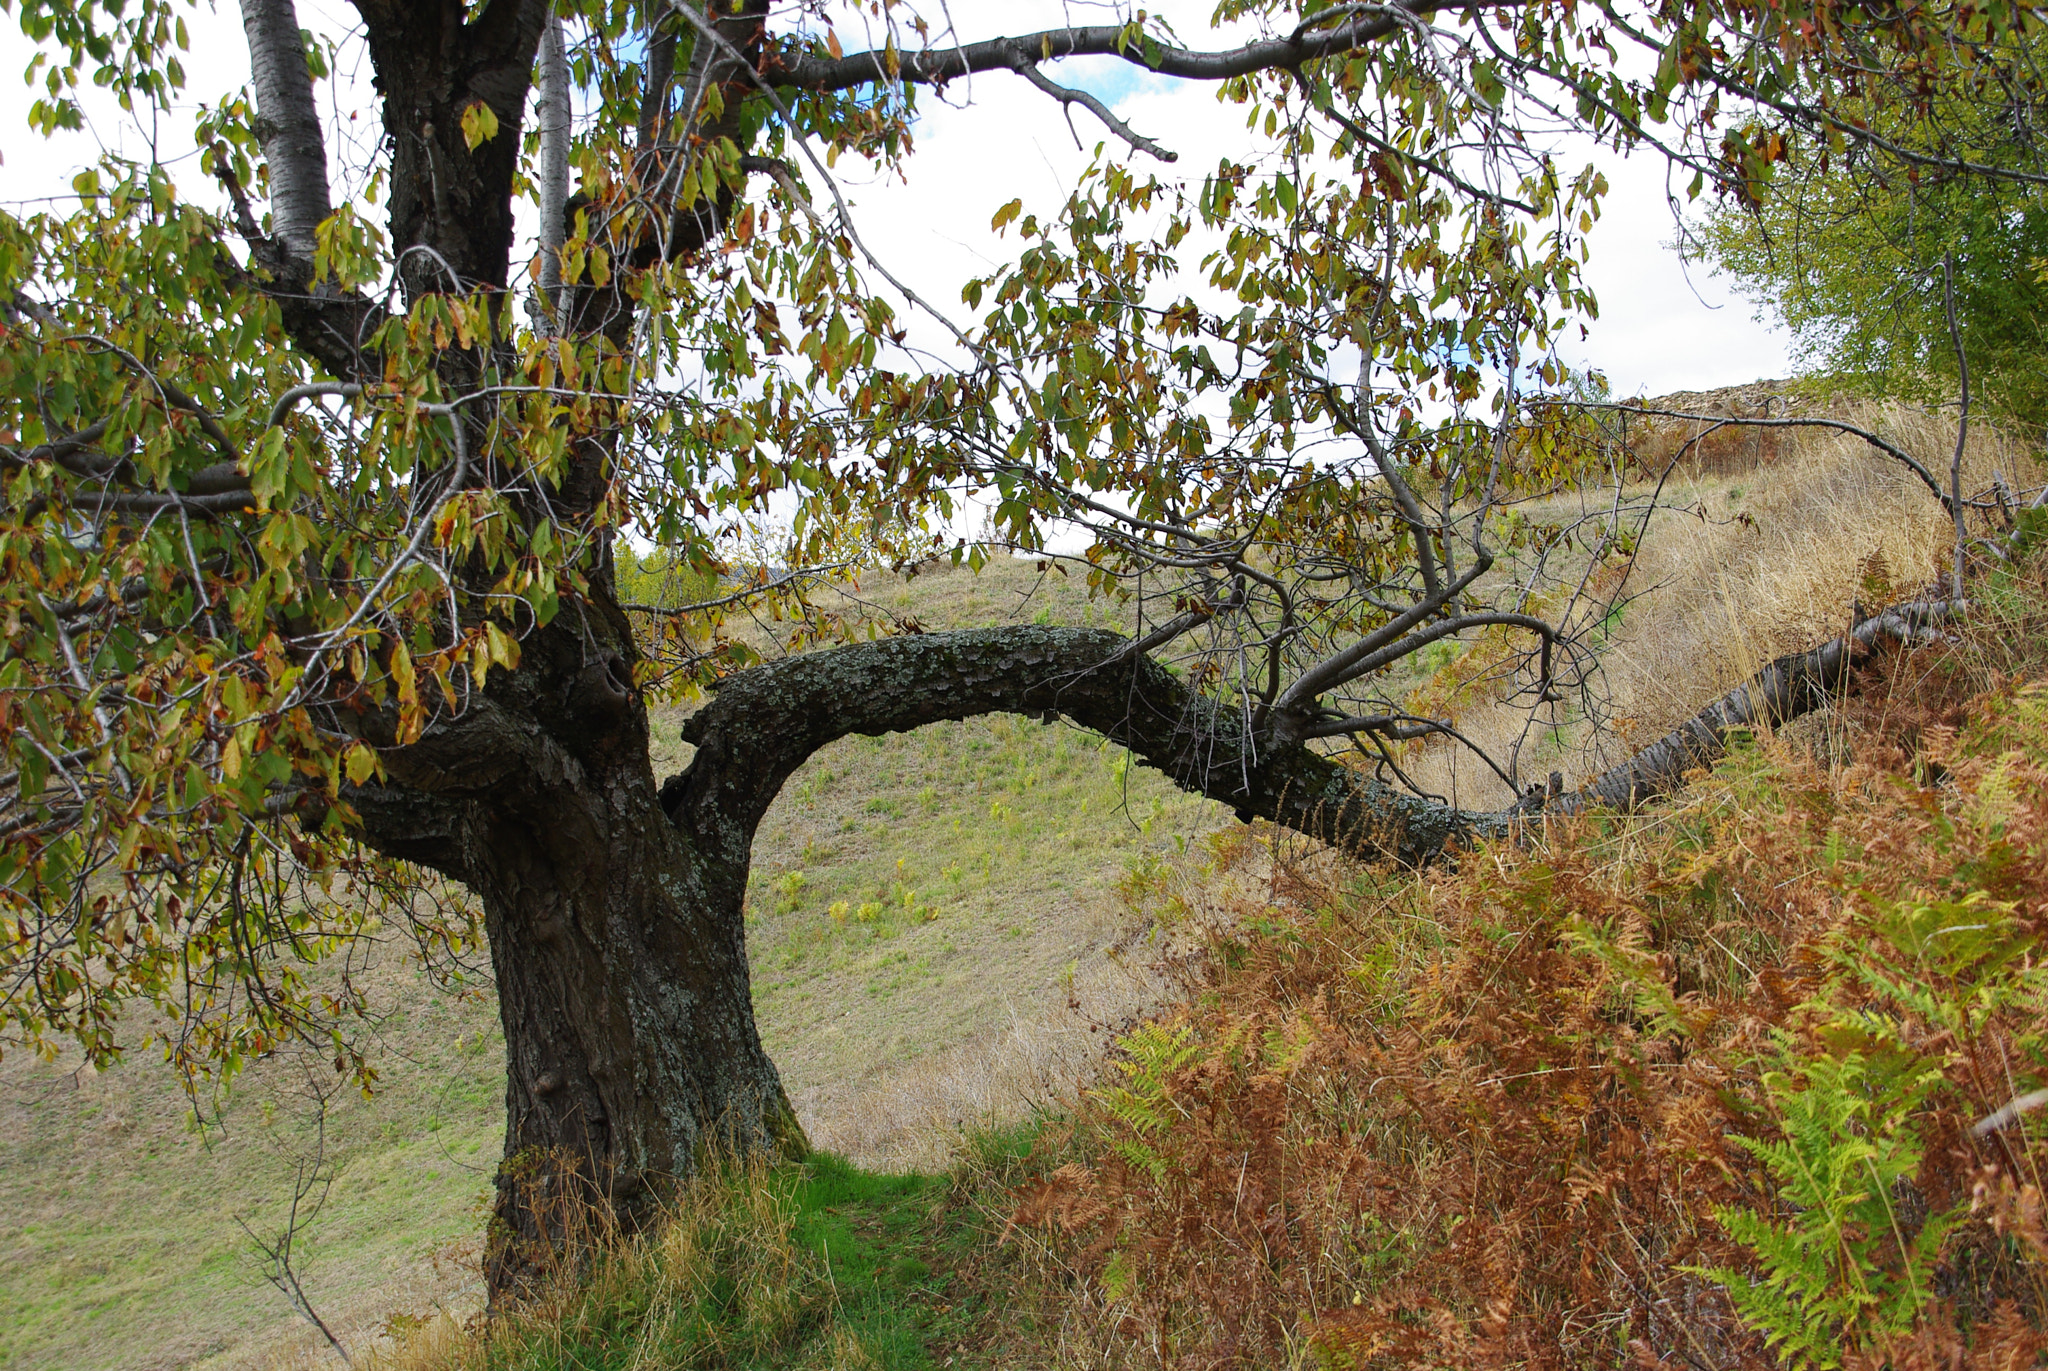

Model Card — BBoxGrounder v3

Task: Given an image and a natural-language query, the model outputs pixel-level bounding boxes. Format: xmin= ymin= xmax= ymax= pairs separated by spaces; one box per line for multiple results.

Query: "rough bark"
xmin=355 ymin=0 xmax=551 ymax=299
xmin=233 ymin=4 xmax=1959 ymax=1310
xmin=346 ymin=609 xmax=802 ymax=1300
xmin=338 ymin=620 xmax=1520 ymax=1298
xmin=334 ymin=580 xmax=1951 ymax=1301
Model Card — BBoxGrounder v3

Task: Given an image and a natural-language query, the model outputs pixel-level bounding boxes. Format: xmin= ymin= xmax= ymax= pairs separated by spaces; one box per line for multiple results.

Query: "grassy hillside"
xmin=370 ymin=445 xmax=2048 ymax=1371
xmin=0 ymin=554 xmax=1222 ymax=1371
xmin=356 ymin=516 xmax=2048 ymax=1369
xmin=0 ymin=955 xmax=504 ymax=1371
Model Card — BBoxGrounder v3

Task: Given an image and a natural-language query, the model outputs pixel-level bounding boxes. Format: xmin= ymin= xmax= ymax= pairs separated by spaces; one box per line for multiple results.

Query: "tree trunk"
xmin=350 ymin=621 xmax=1513 ymax=1302
xmin=462 ymin=738 xmax=801 ymax=1296
xmin=356 ymin=0 xmax=548 ymax=302
xmin=345 ymin=598 xmax=814 ymax=1300
xmin=232 ymin=0 xmax=1978 ymax=1312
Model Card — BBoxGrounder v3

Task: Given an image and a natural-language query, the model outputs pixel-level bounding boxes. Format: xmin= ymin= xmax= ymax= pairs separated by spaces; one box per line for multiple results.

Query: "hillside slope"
xmin=0 ymin=556 xmax=1223 ymax=1371
xmin=1011 ymin=534 xmax=2048 ymax=1368
xmin=363 ymin=446 xmax=2048 ymax=1369
xmin=5 ymin=396 xmax=2036 ymax=1370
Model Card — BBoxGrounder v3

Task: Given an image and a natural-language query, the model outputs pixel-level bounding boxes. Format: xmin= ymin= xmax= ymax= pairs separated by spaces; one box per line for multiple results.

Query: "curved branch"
xmin=1579 ymin=402 xmax=1962 ymax=511
xmin=666 ymin=625 xmax=1508 ymax=869
xmin=670 ymin=595 xmax=1964 ymax=878
xmin=268 ymin=381 xmax=365 ymax=430
xmin=773 ymin=3 xmax=1489 ymax=92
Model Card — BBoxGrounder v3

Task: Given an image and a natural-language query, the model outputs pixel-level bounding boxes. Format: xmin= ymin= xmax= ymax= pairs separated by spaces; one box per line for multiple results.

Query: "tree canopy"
xmin=1697 ymin=26 xmax=2048 ymax=428
xmin=3 ymin=0 xmax=2042 ymax=1295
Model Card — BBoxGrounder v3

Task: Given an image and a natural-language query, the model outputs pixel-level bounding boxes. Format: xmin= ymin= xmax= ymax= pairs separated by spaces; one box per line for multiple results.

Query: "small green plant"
xmin=1696 ymin=885 xmax=2045 ymax=1367
xmin=1090 ymin=1021 xmax=1202 ymax=1183
xmin=397 ymin=1150 xmax=1012 ymax=1369
xmin=1697 ymin=1041 xmax=1955 ymax=1369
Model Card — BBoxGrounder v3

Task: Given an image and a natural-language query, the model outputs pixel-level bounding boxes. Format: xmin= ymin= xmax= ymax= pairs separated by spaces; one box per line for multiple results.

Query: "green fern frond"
xmin=1704 ymin=1038 xmax=1959 ymax=1364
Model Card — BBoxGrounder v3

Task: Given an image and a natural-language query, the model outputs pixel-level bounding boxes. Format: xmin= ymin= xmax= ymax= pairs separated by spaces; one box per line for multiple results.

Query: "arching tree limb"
xmin=671 ymin=603 xmax=1965 ymax=875
xmin=667 ymin=626 xmax=1508 ymax=870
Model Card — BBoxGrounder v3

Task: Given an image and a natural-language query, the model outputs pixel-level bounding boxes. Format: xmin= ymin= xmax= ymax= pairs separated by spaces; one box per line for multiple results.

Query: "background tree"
xmin=1696 ymin=33 xmax=2048 ymax=431
xmin=2 ymin=0 xmax=2040 ymax=1299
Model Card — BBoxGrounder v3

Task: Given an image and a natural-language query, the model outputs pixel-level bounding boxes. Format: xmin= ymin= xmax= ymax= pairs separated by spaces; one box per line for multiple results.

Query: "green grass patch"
xmin=398 ymin=1149 xmax=1042 ymax=1370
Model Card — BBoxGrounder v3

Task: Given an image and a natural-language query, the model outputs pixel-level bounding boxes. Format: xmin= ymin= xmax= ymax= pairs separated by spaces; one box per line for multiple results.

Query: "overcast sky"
xmin=0 ymin=1 xmax=1793 ymax=399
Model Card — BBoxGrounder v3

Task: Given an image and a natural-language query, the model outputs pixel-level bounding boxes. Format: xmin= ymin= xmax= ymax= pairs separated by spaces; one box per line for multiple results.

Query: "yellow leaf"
xmin=825 ymin=27 xmax=843 ymax=59
xmin=344 ymin=742 xmax=377 ymax=786
xmin=460 ymin=99 xmax=499 ymax=151
xmin=391 ymin=638 xmax=417 ymax=703
xmin=486 ymin=621 xmax=520 ymax=671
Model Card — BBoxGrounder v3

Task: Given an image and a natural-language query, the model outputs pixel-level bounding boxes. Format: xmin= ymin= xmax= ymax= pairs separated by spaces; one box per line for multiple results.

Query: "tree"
xmin=1695 ymin=29 xmax=2048 ymax=430
xmin=2 ymin=0 xmax=2039 ymax=1299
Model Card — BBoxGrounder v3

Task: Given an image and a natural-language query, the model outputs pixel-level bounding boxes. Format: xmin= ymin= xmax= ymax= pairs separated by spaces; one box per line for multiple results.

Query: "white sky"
xmin=0 ymin=1 xmax=1791 ymax=400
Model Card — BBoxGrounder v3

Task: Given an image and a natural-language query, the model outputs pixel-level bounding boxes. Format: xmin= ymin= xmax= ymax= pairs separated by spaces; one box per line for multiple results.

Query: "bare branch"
xmin=620 ymin=560 xmax=858 ymax=617
xmin=268 ymin=381 xmax=365 ymax=431
xmin=1941 ymin=255 xmax=1971 ymax=593
xmin=1273 ymin=556 xmax=1491 ymax=713
xmin=1572 ymin=401 xmax=1964 ymax=511
xmin=772 ymin=3 xmax=1491 ymax=92
xmin=1014 ymin=63 xmax=1176 ymax=163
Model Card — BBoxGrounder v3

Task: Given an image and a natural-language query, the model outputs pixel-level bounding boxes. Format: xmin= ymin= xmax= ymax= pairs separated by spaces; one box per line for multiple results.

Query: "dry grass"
xmin=1401 ymin=401 xmax=2042 ymax=807
xmin=1013 ymin=551 xmax=2048 ymax=1366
